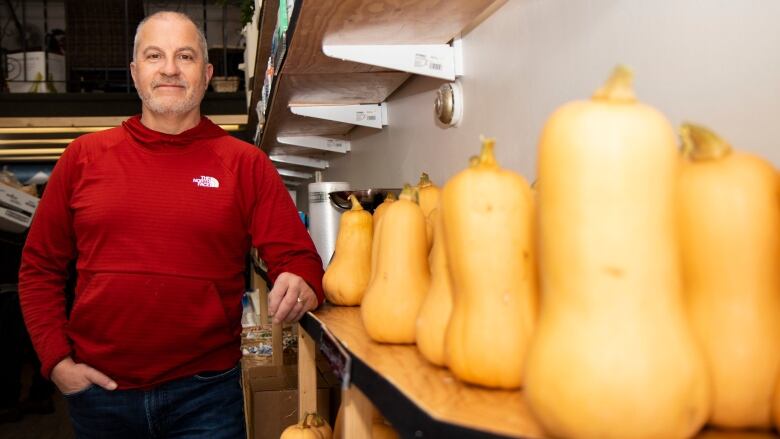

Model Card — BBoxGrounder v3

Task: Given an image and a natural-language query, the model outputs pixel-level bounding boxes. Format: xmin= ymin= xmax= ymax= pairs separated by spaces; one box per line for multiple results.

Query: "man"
xmin=18 ymin=11 xmax=323 ymax=438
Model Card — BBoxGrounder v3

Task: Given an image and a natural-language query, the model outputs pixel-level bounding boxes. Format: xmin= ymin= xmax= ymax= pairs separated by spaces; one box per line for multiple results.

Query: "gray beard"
xmin=137 ymin=84 xmax=204 ymax=115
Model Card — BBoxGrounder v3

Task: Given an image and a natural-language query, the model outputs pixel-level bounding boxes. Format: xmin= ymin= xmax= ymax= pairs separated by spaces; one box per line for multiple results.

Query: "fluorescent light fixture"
xmin=0 ymin=127 xmax=107 ymax=134
xmin=0 ymin=155 xmax=62 ymax=162
xmin=0 ymin=148 xmax=66 ymax=156
xmin=0 ymin=138 xmax=74 ymax=145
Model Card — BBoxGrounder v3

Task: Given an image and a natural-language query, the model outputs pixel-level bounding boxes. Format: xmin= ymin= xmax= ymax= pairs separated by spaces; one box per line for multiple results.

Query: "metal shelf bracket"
xmin=322 ymin=37 xmax=464 ymax=80
xmin=277 ymin=168 xmax=314 ymax=179
xmin=276 ymin=135 xmax=352 ymax=154
xmin=270 ymin=154 xmax=329 ymax=169
xmin=289 ymin=103 xmax=388 ymax=129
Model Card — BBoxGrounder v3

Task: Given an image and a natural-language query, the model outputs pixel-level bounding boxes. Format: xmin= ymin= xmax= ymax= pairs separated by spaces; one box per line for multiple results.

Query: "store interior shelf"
xmin=300 ymin=305 xmax=545 ymax=439
xmin=252 ymin=0 xmax=505 ymax=158
xmin=246 ymin=0 xmax=281 ymax=136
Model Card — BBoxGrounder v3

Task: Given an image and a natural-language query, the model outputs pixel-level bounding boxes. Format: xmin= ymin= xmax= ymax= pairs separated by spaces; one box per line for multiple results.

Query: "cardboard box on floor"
xmin=243 ymin=361 xmax=334 ymax=439
xmin=242 ymin=257 xmax=337 ymax=439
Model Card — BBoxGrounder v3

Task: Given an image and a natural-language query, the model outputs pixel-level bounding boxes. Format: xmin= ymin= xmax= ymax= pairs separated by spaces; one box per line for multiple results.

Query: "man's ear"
xmin=130 ymin=61 xmax=137 ymax=83
xmin=205 ymin=63 xmax=214 ymax=87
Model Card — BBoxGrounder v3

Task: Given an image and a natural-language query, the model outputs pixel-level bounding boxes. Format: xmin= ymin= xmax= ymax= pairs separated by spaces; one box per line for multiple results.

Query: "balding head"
xmin=132 ymin=11 xmax=208 ymax=63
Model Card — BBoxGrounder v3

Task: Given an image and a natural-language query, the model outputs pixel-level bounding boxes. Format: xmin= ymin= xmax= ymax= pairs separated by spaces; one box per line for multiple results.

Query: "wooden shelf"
xmin=300 ymin=305 xmax=545 ymax=439
xmin=246 ymin=0 xmax=280 ymax=136
xmin=252 ymin=0 xmax=505 ymax=157
xmin=299 ymin=307 xmax=780 ymax=439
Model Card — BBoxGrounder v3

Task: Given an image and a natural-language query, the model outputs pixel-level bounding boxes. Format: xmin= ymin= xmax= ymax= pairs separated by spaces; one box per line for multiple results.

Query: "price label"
xmin=319 ymin=328 xmax=352 ymax=389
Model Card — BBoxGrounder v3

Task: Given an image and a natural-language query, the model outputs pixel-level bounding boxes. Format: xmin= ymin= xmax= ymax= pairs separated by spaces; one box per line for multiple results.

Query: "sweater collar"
xmin=122 ymin=115 xmax=226 ymax=151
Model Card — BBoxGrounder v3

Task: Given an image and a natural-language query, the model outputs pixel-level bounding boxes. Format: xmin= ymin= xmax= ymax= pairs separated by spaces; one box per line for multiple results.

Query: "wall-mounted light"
xmin=435 ymin=80 xmax=464 ymax=127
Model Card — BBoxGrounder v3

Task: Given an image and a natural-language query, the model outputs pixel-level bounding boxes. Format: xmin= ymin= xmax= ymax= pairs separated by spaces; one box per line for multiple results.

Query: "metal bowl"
xmin=328 ymin=188 xmax=401 ymax=213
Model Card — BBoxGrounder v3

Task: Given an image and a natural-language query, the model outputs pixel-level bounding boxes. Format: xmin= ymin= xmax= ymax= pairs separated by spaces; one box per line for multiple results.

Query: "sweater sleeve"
xmin=249 ymin=152 xmax=324 ymax=304
xmin=18 ymin=144 xmax=80 ymax=378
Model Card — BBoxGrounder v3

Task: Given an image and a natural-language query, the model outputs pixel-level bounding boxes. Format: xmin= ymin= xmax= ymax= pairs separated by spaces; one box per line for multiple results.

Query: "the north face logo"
xmin=192 ymin=176 xmax=219 ymax=188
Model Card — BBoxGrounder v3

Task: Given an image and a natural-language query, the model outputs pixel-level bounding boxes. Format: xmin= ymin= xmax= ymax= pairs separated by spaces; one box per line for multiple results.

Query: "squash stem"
xmin=592 ymin=65 xmax=637 ymax=103
xmin=348 ymin=194 xmax=364 ymax=211
xmin=679 ymin=123 xmax=732 ymax=161
xmin=478 ymin=136 xmax=498 ymax=167
xmin=418 ymin=172 xmax=432 ymax=188
xmin=400 ymin=183 xmax=418 ymax=203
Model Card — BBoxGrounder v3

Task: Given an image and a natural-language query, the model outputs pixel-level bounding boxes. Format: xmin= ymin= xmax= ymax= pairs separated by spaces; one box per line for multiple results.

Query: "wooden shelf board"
xmin=285 ymin=72 xmax=410 ymax=105
xmin=284 ymin=0 xmax=505 ymax=74
xmin=304 ymin=307 xmax=779 ymax=439
xmin=309 ymin=305 xmax=546 ymax=439
xmin=247 ymin=0 xmax=281 ymax=135
xmin=261 ymin=71 xmax=409 ymax=153
xmin=268 ymin=145 xmax=341 ymax=158
xmin=255 ymin=0 xmax=504 ymax=157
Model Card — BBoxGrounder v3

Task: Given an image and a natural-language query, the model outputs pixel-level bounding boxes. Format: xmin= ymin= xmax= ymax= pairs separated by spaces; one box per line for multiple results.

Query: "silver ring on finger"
xmin=296 ymin=295 xmax=303 ymax=303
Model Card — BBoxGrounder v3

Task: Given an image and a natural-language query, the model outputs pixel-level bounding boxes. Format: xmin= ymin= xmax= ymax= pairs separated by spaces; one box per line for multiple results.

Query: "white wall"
xmin=323 ymin=0 xmax=780 ymax=188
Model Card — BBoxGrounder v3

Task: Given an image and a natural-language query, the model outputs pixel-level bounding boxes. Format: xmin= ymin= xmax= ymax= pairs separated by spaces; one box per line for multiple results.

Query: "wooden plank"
xmin=272 ymin=322 xmax=284 ymax=366
xmin=256 ymin=0 xmax=504 ymax=155
xmin=285 ymin=72 xmax=410 ymax=105
xmin=247 ymin=0 xmax=281 ymax=136
xmin=260 ymin=71 xmax=409 ymax=152
xmin=312 ymin=306 xmax=546 ymax=439
xmin=297 ymin=325 xmax=318 ymax=421
xmin=260 ymin=73 xmax=353 ymax=152
xmin=341 ymin=385 xmax=375 ymax=439
xmin=284 ymin=0 xmax=504 ymax=74
xmin=0 ymin=114 xmax=247 ymax=128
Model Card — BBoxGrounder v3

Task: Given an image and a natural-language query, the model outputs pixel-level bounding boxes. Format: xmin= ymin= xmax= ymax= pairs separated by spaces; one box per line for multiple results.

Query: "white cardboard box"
xmin=4 ymin=51 xmax=66 ymax=93
xmin=0 ymin=183 xmax=39 ymax=215
xmin=0 ymin=206 xmax=31 ymax=233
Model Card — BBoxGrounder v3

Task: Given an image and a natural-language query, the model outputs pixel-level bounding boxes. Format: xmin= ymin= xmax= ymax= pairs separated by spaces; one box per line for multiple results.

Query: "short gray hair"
xmin=132 ymin=11 xmax=209 ymax=63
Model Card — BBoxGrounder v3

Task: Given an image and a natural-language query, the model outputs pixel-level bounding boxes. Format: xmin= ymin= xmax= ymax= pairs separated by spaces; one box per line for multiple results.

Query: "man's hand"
xmin=268 ymin=272 xmax=318 ymax=324
xmin=51 ymin=357 xmax=117 ymax=395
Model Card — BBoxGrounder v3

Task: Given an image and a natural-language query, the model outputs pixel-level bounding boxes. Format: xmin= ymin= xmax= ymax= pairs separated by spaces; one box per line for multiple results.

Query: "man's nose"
xmin=160 ymin=57 xmax=180 ymax=76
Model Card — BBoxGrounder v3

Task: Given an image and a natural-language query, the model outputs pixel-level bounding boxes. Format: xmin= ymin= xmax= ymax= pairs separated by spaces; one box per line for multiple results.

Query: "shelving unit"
xmin=297 ymin=305 xmax=545 ymax=439
xmin=249 ymin=0 xmax=505 ymax=167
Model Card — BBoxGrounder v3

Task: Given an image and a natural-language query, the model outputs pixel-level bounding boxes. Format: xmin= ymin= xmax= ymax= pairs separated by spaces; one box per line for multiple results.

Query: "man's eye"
xmin=179 ymin=54 xmax=193 ymax=60
xmin=148 ymin=53 xmax=161 ymax=60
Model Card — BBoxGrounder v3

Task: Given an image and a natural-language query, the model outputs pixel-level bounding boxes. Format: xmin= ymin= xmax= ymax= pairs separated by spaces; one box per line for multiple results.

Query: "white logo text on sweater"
xmin=192 ymin=176 xmax=220 ymax=188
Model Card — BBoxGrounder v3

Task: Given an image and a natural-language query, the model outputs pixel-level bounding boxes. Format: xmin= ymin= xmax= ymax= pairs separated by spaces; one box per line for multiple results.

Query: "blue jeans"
xmin=64 ymin=364 xmax=245 ymax=439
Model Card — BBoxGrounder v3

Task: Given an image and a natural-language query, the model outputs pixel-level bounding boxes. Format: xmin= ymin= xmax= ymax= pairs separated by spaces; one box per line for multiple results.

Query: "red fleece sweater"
xmin=18 ymin=116 xmax=323 ymax=389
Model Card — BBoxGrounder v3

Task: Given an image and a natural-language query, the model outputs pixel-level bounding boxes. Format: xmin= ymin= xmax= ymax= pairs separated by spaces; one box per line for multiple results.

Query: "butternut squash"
xmin=361 ymin=185 xmax=430 ymax=343
xmin=416 ymin=172 xmax=441 ymax=250
xmin=372 ymin=192 xmax=395 ymax=233
xmin=695 ymin=432 xmax=778 ymax=439
xmin=415 ymin=207 xmax=453 ymax=366
xmin=280 ymin=413 xmax=332 ymax=439
xmin=369 ymin=193 xmax=395 ymax=285
xmin=774 ymin=378 xmax=780 ymax=430
xmin=524 ymin=66 xmax=710 ymax=439
xmin=442 ymin=137 xmax=536 ymax=389
xmin=679 ymin=123 xmax=780 ymax=429
xmin=322 ymin=195 xmax=373 ymax=306
xmin=332 ymin=405 xmax=400 ymax=439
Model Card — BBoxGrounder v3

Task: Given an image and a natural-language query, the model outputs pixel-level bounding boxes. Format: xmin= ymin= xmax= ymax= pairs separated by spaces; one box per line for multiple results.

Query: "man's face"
xmin=130 ymin=15 xmax=213 ymax=116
